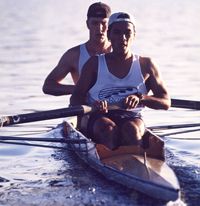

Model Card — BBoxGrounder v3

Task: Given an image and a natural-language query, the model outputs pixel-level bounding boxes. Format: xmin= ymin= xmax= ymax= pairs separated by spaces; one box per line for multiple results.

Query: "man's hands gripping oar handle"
xmin=1 ymin=97 xmax=199 ymax=127
xmin=0 ymin=104 xmax=122 ymax=127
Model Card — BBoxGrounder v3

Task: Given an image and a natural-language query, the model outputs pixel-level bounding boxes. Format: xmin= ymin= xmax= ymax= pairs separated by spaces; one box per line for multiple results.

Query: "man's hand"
xmin=94 ymin=100 xmax=108 ymax=113
xmin=124 ymin=94 xmax=140 ymax=109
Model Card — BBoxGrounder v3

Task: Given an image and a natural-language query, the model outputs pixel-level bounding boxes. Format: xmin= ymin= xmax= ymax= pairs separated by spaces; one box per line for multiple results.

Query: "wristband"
xmin=136 ymin=93 xmax=144 ymax=100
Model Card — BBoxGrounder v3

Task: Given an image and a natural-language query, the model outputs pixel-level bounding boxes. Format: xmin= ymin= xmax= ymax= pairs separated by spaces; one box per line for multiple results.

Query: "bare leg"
xmin=120 ymin=118 xmax=145 ymax=146
xmin=93 ymin=117 xmax=120 ymax=150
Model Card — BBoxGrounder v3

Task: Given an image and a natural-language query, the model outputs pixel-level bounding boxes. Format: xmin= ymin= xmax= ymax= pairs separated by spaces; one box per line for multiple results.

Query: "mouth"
xmin=96 ymin=33 xmax=104 ymax=36
xmin=119 ymin=43 xmax=127 ymax=47
xmin=115 ymin=44 xmax=127 ymax=51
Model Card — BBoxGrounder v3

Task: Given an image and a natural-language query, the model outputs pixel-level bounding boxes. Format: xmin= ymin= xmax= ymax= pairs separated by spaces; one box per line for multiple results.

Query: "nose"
xmin=118 ymin=33 xmax=127 ymax=41
xmin=98 ymin=23 xmax=104 ymax=32
xmin=97 ymin=22 xmax=107 ymax=33
xmin=122 ymin=34 xmax=127 ymax=40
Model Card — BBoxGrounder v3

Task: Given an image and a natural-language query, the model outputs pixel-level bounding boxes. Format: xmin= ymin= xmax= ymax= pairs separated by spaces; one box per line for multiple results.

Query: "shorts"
xmin=87 ymin=110 xmax=143 ymax=139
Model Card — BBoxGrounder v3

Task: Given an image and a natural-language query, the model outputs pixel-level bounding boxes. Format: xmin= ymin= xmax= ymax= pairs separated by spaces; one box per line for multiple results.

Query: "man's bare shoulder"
xmin=56 ymin=44 xmax=83 ymax=73
xmin=82 ymin=55 xmax=99 ymax=74
xmin=139 ymin=56 xmax=151 ymax=74
xmin=139 ymin=56 xmax=151 ymax=67
xmin=67 ymin=45 xmax=81 ymax=53
xmin=139 ymin=56 xmax=158 ymax=74
xmin=62 ymin=45 xmax=81 ymax=61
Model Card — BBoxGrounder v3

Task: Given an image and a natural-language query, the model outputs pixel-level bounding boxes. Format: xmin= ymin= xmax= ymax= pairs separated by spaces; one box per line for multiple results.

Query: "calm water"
xmin=0 ymin=0 xmax=200 ymax=205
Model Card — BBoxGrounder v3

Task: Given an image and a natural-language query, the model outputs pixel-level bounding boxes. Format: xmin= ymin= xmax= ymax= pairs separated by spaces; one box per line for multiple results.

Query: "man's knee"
xmin=122 ymin=121 xmax=139 ymax=136
xmin=93 ymin=118 xmax=116 ymax=134
xmin=121 ymin=120 xmax=144 ymax=145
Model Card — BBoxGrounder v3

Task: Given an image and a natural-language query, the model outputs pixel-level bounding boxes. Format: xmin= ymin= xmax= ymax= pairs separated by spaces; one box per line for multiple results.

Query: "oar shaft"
xmin=0 ymin=140 xmax=66 ymax=149
xmin=149 ymin=123 xmax=200 ymax=130
xmin=1 ymin=105 xmax=92 ymax=127
xmin=0 ymin=136 xmax=87 ymax=144
xmin=171 ymin=98 xmax=200 ymax=110
xmin=160 ymin=128 xmax=200 ymax=137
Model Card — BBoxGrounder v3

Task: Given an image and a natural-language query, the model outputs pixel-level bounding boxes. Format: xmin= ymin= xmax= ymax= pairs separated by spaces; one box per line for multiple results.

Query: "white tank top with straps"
xmin=78 ymin=43 xmax=90 ymax=75
xmin=88 ymin=54 xmax=147 ymax=114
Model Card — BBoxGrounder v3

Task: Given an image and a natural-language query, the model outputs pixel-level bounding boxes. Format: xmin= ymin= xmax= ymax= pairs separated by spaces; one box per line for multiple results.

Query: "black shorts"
xmin=87 ymin=110 xmax=143 ymax=139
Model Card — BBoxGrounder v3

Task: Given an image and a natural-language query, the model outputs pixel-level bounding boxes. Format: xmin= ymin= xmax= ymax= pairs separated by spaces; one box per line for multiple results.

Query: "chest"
xmin=107 ymin=59 xmax=132 ymax=79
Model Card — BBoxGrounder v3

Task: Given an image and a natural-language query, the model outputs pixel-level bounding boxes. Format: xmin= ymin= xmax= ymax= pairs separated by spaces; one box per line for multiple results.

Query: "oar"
xmin=0 ymin=136 xmax=89 ymax=150
xmin=0 ymin=140 xmax=67 ymax=149
xmin=171 ymin=98 xmax=200 ymax=110
xmin=160 ymin=128 xmax=200 ymax=137
xmin=0 ymin=140 xmax=92 ymax=151
xmin=0 ymin=104 xmax=121 ymax=127
xmin=0 ymin=136 xmax=87 ymax=144
xmin=0 ymin=105 xmax=93 ymax=127
xmin=1 ymin=99 xmax=199 ymax=127
xmin=149 ymin=123 xmax=200 ymax=130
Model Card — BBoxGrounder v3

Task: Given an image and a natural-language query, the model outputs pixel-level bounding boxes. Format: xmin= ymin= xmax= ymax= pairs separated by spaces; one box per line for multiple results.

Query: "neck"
xmin=112 ymin=50 xmax=132 ymax=61
xmin=86 ymin=39 xmax=111 ymax=56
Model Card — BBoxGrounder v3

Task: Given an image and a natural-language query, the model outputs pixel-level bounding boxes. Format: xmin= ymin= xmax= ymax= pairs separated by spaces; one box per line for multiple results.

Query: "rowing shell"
xmin=62 ymin=119 xmax=180 ymax=201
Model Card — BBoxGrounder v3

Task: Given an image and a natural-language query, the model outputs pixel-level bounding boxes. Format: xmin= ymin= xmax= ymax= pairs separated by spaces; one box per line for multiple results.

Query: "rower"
xmin=70 ymin=11 xmax=171 ymax=150
xmin=42 ymin=2 xmax=111 ymax=96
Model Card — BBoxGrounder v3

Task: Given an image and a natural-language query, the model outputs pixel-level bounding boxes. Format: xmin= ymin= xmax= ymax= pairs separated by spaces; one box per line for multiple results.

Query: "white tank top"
xmin=78 ymin=44 xmax=90 ymax=75
xmin=88 ymin=54 xmax=147 ymax=113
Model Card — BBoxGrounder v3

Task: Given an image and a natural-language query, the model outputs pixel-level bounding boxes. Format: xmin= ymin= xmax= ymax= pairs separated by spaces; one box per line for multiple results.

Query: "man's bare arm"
xmin=141 ymin=58 xmax=171 ymax=110
xmin=42 ymin=47 xmax=79 ymax=96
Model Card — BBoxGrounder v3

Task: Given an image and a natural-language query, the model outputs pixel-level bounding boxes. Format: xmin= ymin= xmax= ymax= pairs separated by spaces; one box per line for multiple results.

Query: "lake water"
xmin=0 ymin=0 xmax=200 ymax=205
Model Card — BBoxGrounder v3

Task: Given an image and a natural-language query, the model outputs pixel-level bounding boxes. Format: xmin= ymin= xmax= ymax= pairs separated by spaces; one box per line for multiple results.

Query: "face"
xmin=108 ymin=22 xmax=135 ymax=54
xmin=87 ymin=17 xmax=109 ymax=42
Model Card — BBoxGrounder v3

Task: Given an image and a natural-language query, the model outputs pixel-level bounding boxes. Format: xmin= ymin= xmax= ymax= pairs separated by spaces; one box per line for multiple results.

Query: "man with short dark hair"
xmin=43 ymin=2 xmax=111 ymax=96
xmin=70 ymin=12 xmax=171 ymax=150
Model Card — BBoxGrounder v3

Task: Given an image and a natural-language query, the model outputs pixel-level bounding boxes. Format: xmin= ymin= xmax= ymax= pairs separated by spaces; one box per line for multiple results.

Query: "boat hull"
xmin=62 ymin=120 xmax=180 ymax=201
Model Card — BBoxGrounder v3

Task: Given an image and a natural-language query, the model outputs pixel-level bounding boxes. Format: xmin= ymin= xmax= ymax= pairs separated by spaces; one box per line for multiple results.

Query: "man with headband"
xmin=43 ymin=2 xmax=111 ymax=96
xmin=70 ymin=12 xmax=171 ymax=150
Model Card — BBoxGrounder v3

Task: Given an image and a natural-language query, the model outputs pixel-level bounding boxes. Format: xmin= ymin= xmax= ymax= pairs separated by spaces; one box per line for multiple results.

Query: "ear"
xmin=107 ymin=29 xmax=111 ymax=41
xmin=86 ymin=20 xmax=90 ymax=29
xmin=133 ymin=26 xmax=136 ymax=37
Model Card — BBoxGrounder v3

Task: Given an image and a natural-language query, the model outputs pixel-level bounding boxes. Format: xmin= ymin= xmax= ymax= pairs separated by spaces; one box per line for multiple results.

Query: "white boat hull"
xmin=62 ymin=120 xmax=180 ymax=201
